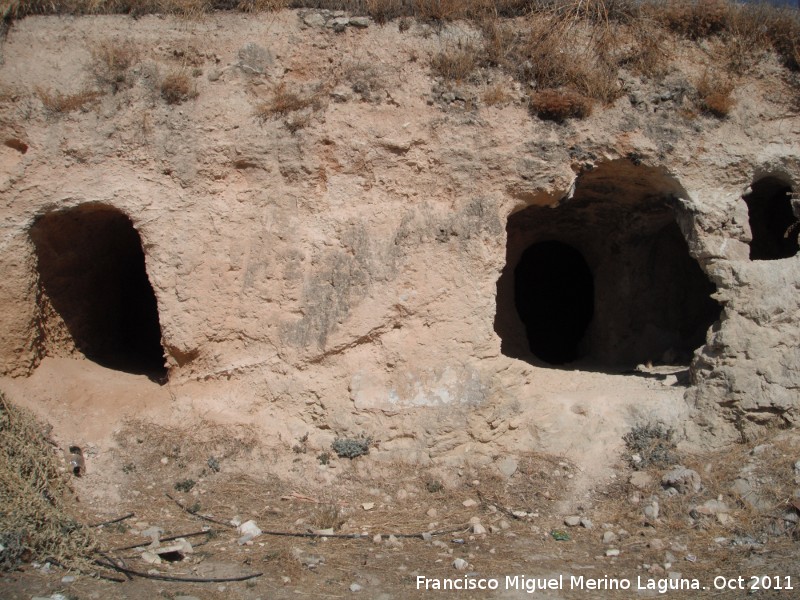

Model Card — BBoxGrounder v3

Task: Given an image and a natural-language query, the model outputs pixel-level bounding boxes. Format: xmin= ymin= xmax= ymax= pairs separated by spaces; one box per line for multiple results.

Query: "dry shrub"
xmin=310 ymin=503 xmax=346 ymax=530
xmin=482 ymin=82 xmax=512 ymax=106
xmin=365 ymin=0 xmax=413 ymax=23
xmin=430 ymin=38 xmax=483 ymax=82
xmin=655 ymin=0 xmax=732 ymax=39
xmin=529 ymin=88 xmax=592 ymax=122
xmin=235 ymin=0 xmax=289 ymax=11
xmin=36 ymin=87 xmax=102 ymax=114
xmin=413 ymin=0 xmax=469 ymax=22
xmin=696 ymin=70 xmax=734 ymax=118
xmin=255 ymin=81 xmax=325 ymax=121
xmin=90 ymin=40 xmax=140 ymax=93
xmin=622 ymin=20 xmax=670 ymax=78
xmin=343 ymin=61 xmax=386 ymax=102
xmin=0 ymin=392 xmax=95 ymax=571
xmin=160 ymin=71 xmax=197 ymax=104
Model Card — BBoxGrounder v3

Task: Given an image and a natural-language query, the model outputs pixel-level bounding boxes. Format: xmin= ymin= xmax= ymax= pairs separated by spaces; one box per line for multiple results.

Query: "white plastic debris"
xmin=237 ymin=520 xmax=262 ymax=545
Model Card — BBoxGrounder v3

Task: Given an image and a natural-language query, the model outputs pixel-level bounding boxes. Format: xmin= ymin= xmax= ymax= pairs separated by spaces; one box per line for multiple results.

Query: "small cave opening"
xmin=514 ymin=241 xmax=594 ymax=365
xmin=744 ymin=177 xmax=798 ymax=261
xmin=30 ymin=204 xmax=167 ymax=380
xmin=495 ymin=160 xmax=722 ymax=368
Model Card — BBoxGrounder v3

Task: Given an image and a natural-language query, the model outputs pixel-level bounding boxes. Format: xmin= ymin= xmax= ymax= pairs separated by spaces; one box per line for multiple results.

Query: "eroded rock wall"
xmin=0 ymin=11 xmax=798 ymax=453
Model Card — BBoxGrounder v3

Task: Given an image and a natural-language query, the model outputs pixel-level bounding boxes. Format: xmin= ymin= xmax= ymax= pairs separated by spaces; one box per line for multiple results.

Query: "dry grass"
xmin=159 ymin=70 xmax=197 ymax=104
xmin=115 ymin=417 xmax=258 ymax=472
xmin=482 ymin=81 xmax=513 ymax=107
xmin=430 ymin=38 xmax=483 ymax=82
xmin=254 ymin=81 xmax=327 ymax=131
xmin=35 ymin=87 xmax=102 ymax=114
xmin=530 ymin=88 xmax=593 ymax=122
xmin=0 ymin=392 xmax=96 ymax=571
xmin=90 ymin=40 xmax=140 ymax=93
xmin=342 ymin=61 xmax=386 ymax=102
xmin=695 ymin=69 xmax=735 ymax=118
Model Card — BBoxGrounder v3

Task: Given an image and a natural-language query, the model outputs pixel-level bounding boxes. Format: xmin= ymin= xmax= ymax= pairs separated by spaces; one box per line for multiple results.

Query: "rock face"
xmin=0 ymin=11 xmax=798 ymax=464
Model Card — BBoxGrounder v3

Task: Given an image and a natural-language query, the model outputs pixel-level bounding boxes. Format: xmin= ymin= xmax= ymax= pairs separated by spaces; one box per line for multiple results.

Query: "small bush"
xmin=623 ymin=423 xmax=678 ymax=470
xmin=529 ymin=88 xmax=593 ymax=122
xmin=482 ymin=82 xmax=513 ymax=106
xmin=695 ymin=70 xmax=734 ymax=118
xmin=160 ymin=71 xmax=197 ymax=104
xmin=90 ymin=40 xmax=140 ymax=93
xmin=657 ymin=0 xmax=732 ymax=40
xmin=430 ymin=39 xmax=483 ymax=83
xmin=331 ymin=436 xmax=371 ymax=459
xmin=344 ymin=62 xmax=386 ymax=102
xmin=36 ymin=87 xmax=101 ymax=115
xmin=173 ymin=478 xmax=196 ymax=492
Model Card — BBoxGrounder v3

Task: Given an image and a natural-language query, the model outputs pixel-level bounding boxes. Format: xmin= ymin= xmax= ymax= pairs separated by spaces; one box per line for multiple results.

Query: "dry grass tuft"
xmin=482 ymin=82 xmax=513 ymax=107
xmin=36 ymin=87 xmax=102 ymax=115
xmin=0 ymin=392 xmax=95 ymax=571
xmin=430 ymin=38 xmax=483 ymax=83
xmin=529 ymin=88 xmax=593 ymax=122
xmin=696 ymin=69 xmax=735 ymax=118
xmin=254 ymin=81 xmax=327 ymax=131
xmin=343 ymin=61 xmax=386 ymax=102
xmin=160 ymin=71 xmax=197 ymax=104
xmin=90 ymin=40 xmax=140 ymax=93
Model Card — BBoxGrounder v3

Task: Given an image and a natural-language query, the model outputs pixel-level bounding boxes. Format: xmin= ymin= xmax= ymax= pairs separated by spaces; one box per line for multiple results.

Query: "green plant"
xmin=173 ymin=478 xmax=196 ymax=492
xmin=623 ymin=423 xmax=678 ymax=470
xmin=331 ymin=436 xmax=371 ymax=459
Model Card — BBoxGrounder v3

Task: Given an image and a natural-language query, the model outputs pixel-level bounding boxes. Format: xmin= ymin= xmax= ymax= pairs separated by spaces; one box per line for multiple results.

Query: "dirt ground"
xmin=2 ymin=361 xmax=800 ymax=600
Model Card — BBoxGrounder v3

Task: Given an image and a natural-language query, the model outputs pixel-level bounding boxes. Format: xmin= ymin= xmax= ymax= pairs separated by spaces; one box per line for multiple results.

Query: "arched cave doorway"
xmin=495 ymin=159 xmax=722 ymax=367
xmin=744 ymin=178 xmax=798 ymax=260
xmin=30 ymin=204 xmax=167 ymax=380
xmin=514 ymin=241 xmax=594 ymax=364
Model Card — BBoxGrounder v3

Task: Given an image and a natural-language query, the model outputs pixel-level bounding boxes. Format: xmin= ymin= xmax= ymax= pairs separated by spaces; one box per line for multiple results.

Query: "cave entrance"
xmin=495 ymin=159 xmax=722 ymax=367
xmin=744 ymin=178 xmax=798 ymax=260
xmin=30 ymin=204 xmax=167 ymax=380
xmin=514 ymin=241 xmax=594 ymax=364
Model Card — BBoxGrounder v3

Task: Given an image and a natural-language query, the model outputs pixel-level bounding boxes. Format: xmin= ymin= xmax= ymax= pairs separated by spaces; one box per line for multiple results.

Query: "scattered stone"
xmin=564 ymin=516 xmax=582 ymax=527
xmin=580 ymin=518 xmax=593 ymax=529
xmin=602 ymin=531 xmax=618 ymax=544
xmin=361 ymin=502 xmax=375 ymax=511
xmin=302 ymin=12 xmax=326 ymax=27
xmin=662 ymin=466 xmax=702 ymax=494
xmin=372 ymin=533 xmax=382 ymax=544
xmin=717 ymin=513 xmax=733 ymax=526
xmin=314 ymin=528 xmax=334 ymax=536
xmin=499 ymin=519 xmax=510 ymax=530
xmin=695 ymin=499 xmax=730 ymax=516
xmin=649 ymin=539 xmax=665 ymax=551
xmin=422 ymin=532 xmax=432 ymax=542
xmin=498 ymin=456 xmax=518 ymax=477
xmin=141 ymin=551 xmax=161 ymax=564
xmin=472 ymin=523 xmax=487 ymax=535
xmin=292 ymin=547 xmax=325 ymax=569
xmin=329 ymin=17 xmax=350 ymax=32
xmin=349 ymin=16 xmax=371 ymax=28
xmin=462 ymin=499 xmax=478 ymax=508
xmin=386 ymin=534 xmax=403 ymax=548
xmin=432 ymin=540 xmax=448 ymax=549
xmin=606 ymin=549 xmax=620 ymax=557
xmin=644 ymin=500 xmax=659 ymax=520
xmin=350 ymin=583 xmax=363 ymax=592
xmin=331 ymin=85 xmax=352 ymax=103
xmin=237 ymin=42 xmax=273 ymax=75
xmin=511 ymin=510 xmax=528 ymax=518
xmin=61 ymin=575 xmax=76 ymax=584
xmin=207 ymin=69 xmax=223 ymax=82
xmin=629 ymin=471 xmax=654 ymax=490
xmin=453 ymin=558 xmax=469 ymax=570
xmin=175 ymin=596 xmax=202 ymax=600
